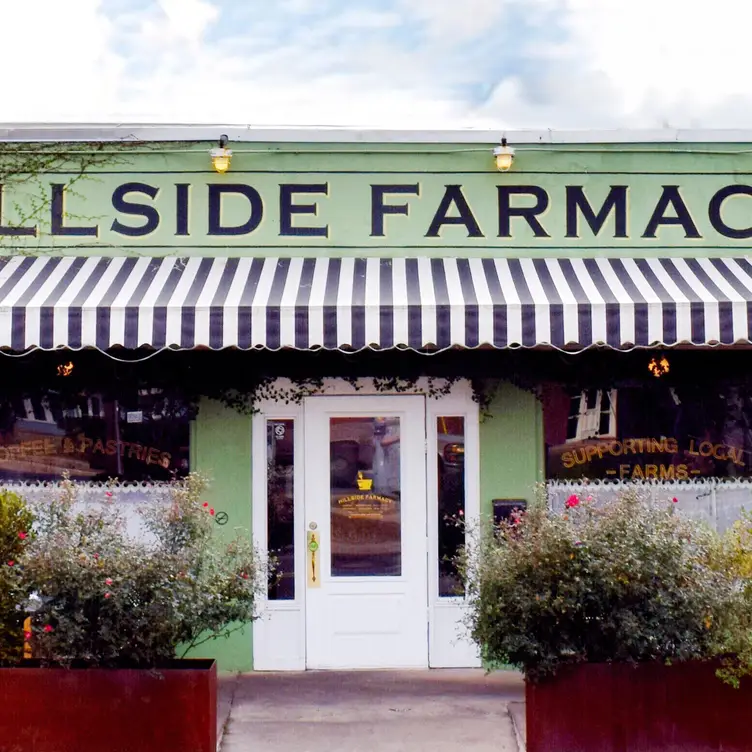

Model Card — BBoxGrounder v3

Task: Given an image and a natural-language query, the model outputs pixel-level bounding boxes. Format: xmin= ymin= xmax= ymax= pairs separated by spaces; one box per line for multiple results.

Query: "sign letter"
xmin=279 ymin=184 xmax=328 ymax=237
xmin=565 ymin=185 xmax=628 ymax=238
xmin=208 ymin=184 xmax=263 ymax=236
xmin=0 ymin=184 xmax=37 ymax=237
xmin=642 ymin=186 xmax=701 ymax=238
xmin=51 ymin=184 xmax=98 ymax=237
xmin=371 ymin=184 xmax=419 ymax=236
xmin=111 ymin=182 xmax=160 ymax=237
xmin=498 ymin=186 xmax=550 ymax=238
xmin=708 ymin=185 xmax=752 ymax=239
xmin=426 ymin=185 xmax=483 ymax=237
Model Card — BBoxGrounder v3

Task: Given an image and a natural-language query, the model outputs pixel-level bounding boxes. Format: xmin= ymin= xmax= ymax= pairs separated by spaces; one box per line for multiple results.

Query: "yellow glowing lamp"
xmin=648 ymin=356 xmax=670 ymax=378
xmin=210 ymin=148 xmax=232 ymax=174
xmin=493 ymin=138 xmax=515 ymax=172
xmin=210 ymin=135 xmax=232 ymax=174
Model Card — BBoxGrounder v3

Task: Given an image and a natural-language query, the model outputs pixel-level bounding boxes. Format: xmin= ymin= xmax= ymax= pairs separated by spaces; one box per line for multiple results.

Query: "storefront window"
xmin=0 ymin=389 xmax=190 ymax=482
xmin=438 ymin=416 xmax=465 ymax=597
xmin=544 ymin=382 xmax=752 ymax=480
xmin=267 ymin=420 xmax=295 ymax=600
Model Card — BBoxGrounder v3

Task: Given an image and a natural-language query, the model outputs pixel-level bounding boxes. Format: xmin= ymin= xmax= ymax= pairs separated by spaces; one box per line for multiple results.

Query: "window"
xmin=545 ymin=382 xmax=752 ymax=480
xmin=267 ymin=419 xmax=295 ymax=600
xmin=437 ymin=416 xmax=465 ymax=597
xmin=0 ymin=389 xmax=190 ymax=482
xmin=566 ymin=389 xmax=617 ymax=442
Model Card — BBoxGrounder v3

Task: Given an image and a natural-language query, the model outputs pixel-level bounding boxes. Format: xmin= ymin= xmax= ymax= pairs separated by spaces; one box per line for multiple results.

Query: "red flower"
xmin=6 ymin=561 xmax=13 ymax=567
xmin=242 ymin=573 xmax=249 ymax=580
xmin=672 ymin=497 xmax=679 ymax=504
xmin=202 ymin=502 xmax=209 ymax=508
xmin=43 ymin=625 xmax=53 ymax=633
xmin=24 ymin=631 xmax=32 ymax=641
xmin=104 ymin=592 xmax=111 ymax=599
xmin=210 ymin=508 xmax=215 ymax=516
xmin=565 ymin=495 xmax=580 ymax=509
xmin=18 ymin=532 xmax=27 ymax=540
xmin=105 ymin=578 xmax=113 ymax=585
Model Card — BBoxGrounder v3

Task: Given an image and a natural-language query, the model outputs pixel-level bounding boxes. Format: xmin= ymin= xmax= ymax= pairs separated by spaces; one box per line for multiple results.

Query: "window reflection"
xmin=438 ymin=416 xmax=465 ymax=597
xmin=267 ymin=420 xmax=295 ymax=600
xmin=545 ymin=383 xmax=752 ymax=480
xmin=330 ymin=417 xmax=401 ymax=577
xmin=0 ymin=389 xmax=189 ymax=482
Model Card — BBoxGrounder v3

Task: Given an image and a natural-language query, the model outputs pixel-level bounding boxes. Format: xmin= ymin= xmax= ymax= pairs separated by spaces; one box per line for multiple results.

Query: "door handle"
xmin=307 ymin=530 xmax=321 ymax=588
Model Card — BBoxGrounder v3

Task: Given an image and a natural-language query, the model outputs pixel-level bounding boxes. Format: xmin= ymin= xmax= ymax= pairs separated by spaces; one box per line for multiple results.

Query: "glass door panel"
xmin=330 ymin=416 xmax=401 ymax=577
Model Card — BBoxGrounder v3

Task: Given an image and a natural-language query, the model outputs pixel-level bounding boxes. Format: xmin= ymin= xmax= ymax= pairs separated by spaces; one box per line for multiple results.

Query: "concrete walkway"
xmin=218 ymin=669 xmax=524 ymax=752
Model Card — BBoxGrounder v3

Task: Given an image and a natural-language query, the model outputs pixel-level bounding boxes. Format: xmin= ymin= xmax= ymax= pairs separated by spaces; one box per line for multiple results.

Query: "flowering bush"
xmin=0 ymin=491 xmax=34 ymax=665
xmin=464 ymin=489 xmax=749 ymax=682
xmin=16 ymin=473 xmax=261 ymax=668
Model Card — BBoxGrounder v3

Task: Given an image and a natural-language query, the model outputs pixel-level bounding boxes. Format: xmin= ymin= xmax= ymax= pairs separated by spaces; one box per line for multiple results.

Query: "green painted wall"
xmin=3 ymin=140 xmax=752 ymax=255
xmin=480 ymin=382 xmax=544 ymax=516
xmin=187 ymin=398 xmax=253 ymax=672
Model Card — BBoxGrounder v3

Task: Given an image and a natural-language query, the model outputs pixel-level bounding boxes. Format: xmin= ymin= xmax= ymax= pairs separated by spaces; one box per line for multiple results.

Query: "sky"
xmin=2 ymin=0 xmax=751 ymax=129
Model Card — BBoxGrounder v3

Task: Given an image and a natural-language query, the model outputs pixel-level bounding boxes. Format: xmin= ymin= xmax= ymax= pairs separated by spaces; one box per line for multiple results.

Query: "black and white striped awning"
xmin=1 ymin=255 xmax=752 ymax=352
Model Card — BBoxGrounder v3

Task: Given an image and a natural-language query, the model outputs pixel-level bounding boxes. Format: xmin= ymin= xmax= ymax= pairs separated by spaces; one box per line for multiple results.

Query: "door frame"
xmin=251 ymin=377 xmax=481 ymax=671
xmin=303 ymin=394 xmax=429 ymax=669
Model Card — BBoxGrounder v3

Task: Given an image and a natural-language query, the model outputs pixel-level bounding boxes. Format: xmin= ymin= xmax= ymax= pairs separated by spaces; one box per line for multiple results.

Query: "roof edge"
xmin=2 ymin=124 xmax=752 ymax=144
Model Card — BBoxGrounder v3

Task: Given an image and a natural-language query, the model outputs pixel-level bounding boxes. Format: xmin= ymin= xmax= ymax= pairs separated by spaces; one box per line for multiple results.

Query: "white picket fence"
xmin=548 ymin=479 xmax=752 ymax=532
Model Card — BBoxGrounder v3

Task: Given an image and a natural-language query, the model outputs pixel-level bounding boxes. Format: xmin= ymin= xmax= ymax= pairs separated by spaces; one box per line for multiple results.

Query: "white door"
xmin=304 ymin=395 xmax=428 ymax=669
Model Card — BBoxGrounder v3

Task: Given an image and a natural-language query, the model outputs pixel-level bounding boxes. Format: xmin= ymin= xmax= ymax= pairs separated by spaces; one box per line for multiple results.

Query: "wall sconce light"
xmin=57 ymin=361 xmax=74 ymax=377
xmin=648 ymin=356 xmax=670 ymax=378
xmin=493 ymin=137 xmax=515 ymax=172
xmin=210 ymin=135 xmax=232 ymax=174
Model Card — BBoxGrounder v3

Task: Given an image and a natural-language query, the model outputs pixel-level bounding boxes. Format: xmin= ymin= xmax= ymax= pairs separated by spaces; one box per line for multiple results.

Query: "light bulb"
xmin=210 ymin=147 xmax=232 ymax=174
xmin=493 ymin=143 xmax=515 ymax=172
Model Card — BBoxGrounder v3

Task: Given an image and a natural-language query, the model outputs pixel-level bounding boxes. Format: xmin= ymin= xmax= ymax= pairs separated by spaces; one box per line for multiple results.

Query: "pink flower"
xmin=209 ymin=508 xmax=215 ymax=516
xmin=565 ymin=495 xmax=580 ymax=509
xmin=6 ymin=561 xmax=13 ymax=567
xmin=18 ymin=532 xmax=27 ymax=540
xmin=105 ymin=578 xmax=113 ymax=585
xmin=24 ymin=631 xmax=32 ymax=641
xmin=43 ymin=625 xmax=53 ymax=633
xmin=202 ymin=502 xmax=209 ymax=508
xmin=672 ymin=497 xmax=679 ymax=504
xmin=104 ymin=592 xmax=111 ymax=599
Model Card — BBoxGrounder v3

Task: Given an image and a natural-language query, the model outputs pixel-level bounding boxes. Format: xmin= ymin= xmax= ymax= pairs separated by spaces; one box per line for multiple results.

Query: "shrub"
xmin=0 ymin=491 xmax=34 ymax=665
xmin=464 ymin=490 xmax=740 ymax=682
xmin=20 ymin=473 xmax=261 ymax=667
xmin=709 ymin=509 xmax=752 ymax=686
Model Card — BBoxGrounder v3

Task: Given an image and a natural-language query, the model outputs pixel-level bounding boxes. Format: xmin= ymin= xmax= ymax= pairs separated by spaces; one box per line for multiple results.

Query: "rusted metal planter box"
xmin=527 ymin=661 xmax=752 ymax=752
xmin=0 ymin=659 xmax=216 ymax=752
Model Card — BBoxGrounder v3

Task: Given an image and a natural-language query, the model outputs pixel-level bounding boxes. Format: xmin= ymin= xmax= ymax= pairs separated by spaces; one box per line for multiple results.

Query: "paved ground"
xmin=218 ymin=669 xmax=525 ymax=752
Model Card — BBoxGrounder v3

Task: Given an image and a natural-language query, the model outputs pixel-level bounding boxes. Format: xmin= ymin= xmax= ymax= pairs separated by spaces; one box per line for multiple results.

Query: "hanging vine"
xmin=0 ymin=140 xmax=142 ymax=252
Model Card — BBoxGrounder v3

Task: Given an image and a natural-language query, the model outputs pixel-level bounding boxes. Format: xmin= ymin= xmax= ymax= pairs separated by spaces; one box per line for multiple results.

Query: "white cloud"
xmin=398 ymin=0 xmax=508 ymax=41
xmin=474 ymin=0 xmax=752 ymax=128
xmin=2 ymin=0 xmax=752 ymax=128
xmin=157 ymin=0 xmax=219 ymax=42
xmin=0 ymin=0 xmax=123 ymax=121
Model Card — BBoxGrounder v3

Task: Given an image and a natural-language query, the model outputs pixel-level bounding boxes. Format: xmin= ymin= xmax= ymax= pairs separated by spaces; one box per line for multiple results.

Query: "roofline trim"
xmin=2 ymin=124 xmax=752 ymax=144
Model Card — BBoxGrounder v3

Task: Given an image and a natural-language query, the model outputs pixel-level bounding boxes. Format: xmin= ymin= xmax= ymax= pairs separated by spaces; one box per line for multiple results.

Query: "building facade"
xmin=2 ymin=126 xmax=752 ymax=671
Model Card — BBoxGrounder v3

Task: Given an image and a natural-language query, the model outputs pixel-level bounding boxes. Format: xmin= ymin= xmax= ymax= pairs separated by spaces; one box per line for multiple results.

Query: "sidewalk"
xmin=217 ymin=669 xmax=525 ymax=752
